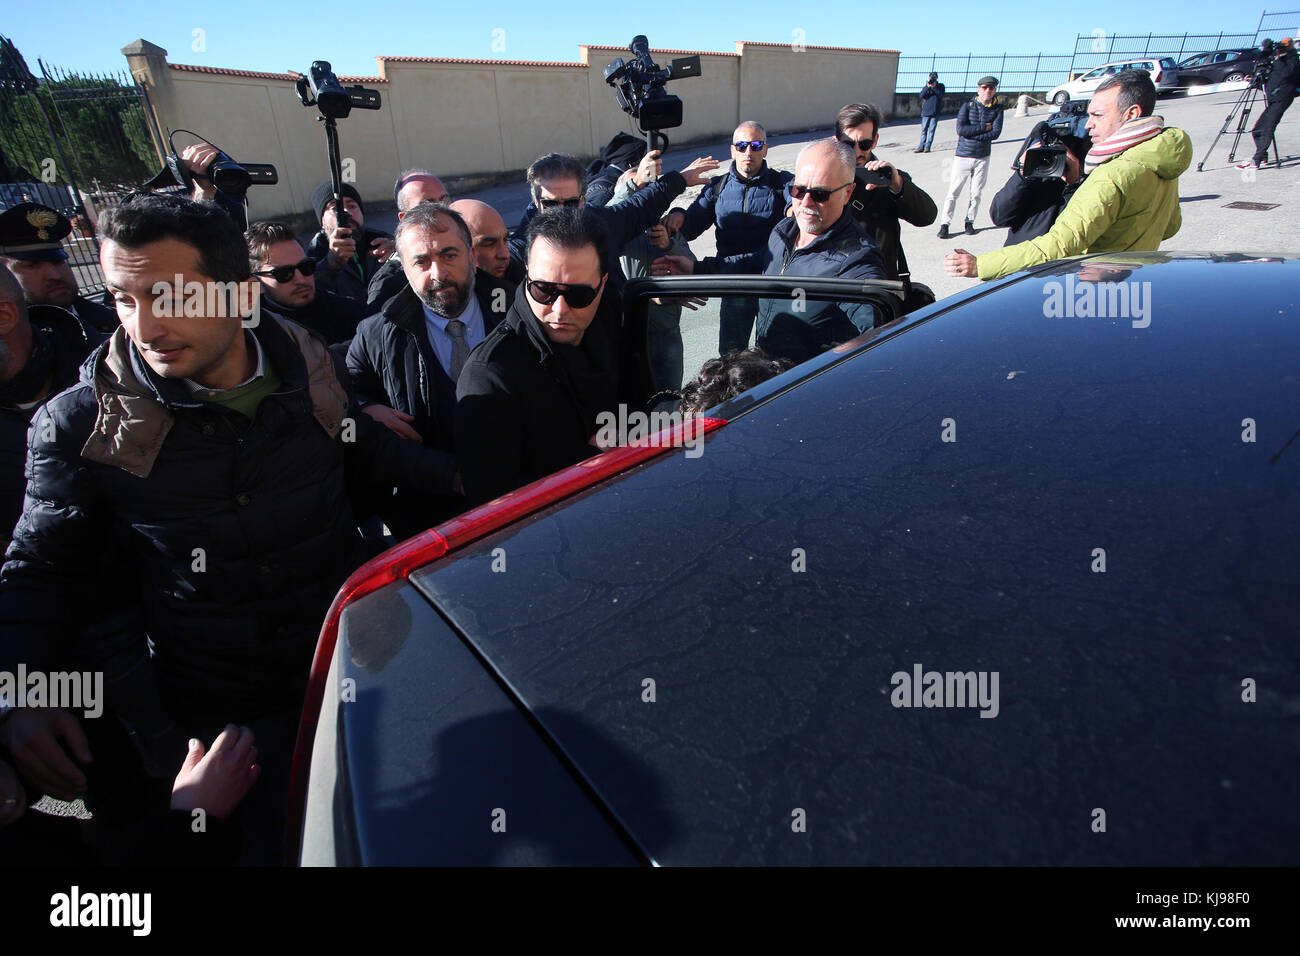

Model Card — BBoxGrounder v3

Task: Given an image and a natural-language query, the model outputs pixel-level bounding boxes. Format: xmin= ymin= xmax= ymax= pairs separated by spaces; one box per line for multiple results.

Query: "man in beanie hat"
xmin=916 ymin=72 xmax=945 ymax=153
xmin=304 ymin=182 xmax=394 ymax=307
xmin=0 ymin=202 xmax=118 ymax=334
xmin=937 ymin=76 xmax=1003 ymax=239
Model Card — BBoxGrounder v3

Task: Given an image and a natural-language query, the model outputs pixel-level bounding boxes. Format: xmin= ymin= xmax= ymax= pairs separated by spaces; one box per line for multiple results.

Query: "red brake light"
xmin=285 ymin=415 xmax=727 ymax=857
xmin=1153 ymin=69 xmax=1162 ymax=82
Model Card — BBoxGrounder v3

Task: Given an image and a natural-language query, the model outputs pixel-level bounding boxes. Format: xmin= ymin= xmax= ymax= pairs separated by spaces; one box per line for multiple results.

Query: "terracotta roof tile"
xmin=380 ymin=55 xmax=586 ymax=67
xmin=169 ymin=62 xmax=386 ymax=82
xmin=737 ymin=40 xmax=900 ymax=54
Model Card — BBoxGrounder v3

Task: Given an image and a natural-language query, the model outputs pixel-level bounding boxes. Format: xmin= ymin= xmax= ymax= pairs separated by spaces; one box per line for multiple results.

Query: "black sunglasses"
xmin=837 ymin=133 xmax=874 ymax=152
xmin=789 ymin=182 xmax=854 ymax=203
xmin=526 ymin=274 xmax=602 ymax=308
xmin=733 ymin=140 xmax=766 ymax=152
xmin=537 ymin=196 xmax=582 ymax=210
xmin=254 ymin=258 xmax=317 ymax=282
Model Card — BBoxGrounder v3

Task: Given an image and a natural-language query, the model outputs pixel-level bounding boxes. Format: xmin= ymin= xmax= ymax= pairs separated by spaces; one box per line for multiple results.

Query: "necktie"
xmin=446 ymin=319 xmax=469 ymax=382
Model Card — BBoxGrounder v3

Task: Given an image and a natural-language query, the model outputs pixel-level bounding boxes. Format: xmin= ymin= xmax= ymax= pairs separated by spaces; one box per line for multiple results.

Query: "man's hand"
xmin=1 ymin=759 xmax=26 ymax=828
xmin=646 ymin=224 xmax=671 ymax=250
xmin=635 ymin=150 xmax=663 ymax=187
xmin=1017 ymin=140 xmax=1044 ymax=171
xmin=179 ymin=142 xmax=220 ymax=202
xmin=170 ymin=725 xmax=260 ymax=820
xmin=679 ymin=156 xmax=721 ymax=188
xmin=661 ymin=210 xmax=686 ymax=235
xmin=1062 ymin=148 xmax=1083 ymax=185
xmin=362 ymin=404 xmax=423 ymax=442
xmin=326 ymin=226 xmax=357 ymax=270
xmin=0 ymin=708 xmax=91 ymax=801
xmin=944 ymin=249 xmax=979 ymax=278
xmin=654 ymin=295 xmax=708 ymax=310
xmin=616 ymin=167 xmax=638 ymax=188
xmin=651 ymin=255 xmax=695 ymax=276
xmin=863 ymin=158 xmax=903 ymax=193
xmin=369 ymin=236 xmax=395 ymax=261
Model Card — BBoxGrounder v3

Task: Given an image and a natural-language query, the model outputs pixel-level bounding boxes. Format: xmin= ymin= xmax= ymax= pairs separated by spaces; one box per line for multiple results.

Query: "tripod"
xmin=1196 ymin=79 xmax=1279 ymax=171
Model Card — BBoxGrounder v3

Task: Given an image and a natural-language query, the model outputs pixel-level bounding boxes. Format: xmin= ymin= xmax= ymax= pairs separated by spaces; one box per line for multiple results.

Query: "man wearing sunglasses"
xmin=507 ymin=151 xmax=719 ymax=311
xmin=457 ymin=207 xmax=623 ymax=506
xmin=660 ymin=122 xmax=794 ymax=354
xmin=834 ymin=103 xmax=937 ymax=282
xmin=653 ymin=139 xmax=886 ymax=365
xmin=247 ymin=221 xmax=362 ymax=349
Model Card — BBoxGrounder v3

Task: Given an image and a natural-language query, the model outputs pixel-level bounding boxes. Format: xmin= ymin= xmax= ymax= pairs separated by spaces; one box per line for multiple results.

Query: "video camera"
xmin=1022 ymin=103 xmax=1091 ymax=181
xmin=604 ymin=35 xmax=701 ymax=151
xmin=142 ymin=129 xmax=277 ymax=231
xmin=1252 ymin=39 xmax=1278 ymax=89
xmin=296 ymin=61 xmax=381 ymax=232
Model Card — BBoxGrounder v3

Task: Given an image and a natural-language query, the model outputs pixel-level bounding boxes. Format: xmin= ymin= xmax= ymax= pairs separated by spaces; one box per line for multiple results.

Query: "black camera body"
xmin=858 ymin=166 xmax=894 ymax=187
xmin=160 ymin=148 xmax=277 ymax=197
xmin=295 ymin=60 xmax=381 ymax=120
xmin=604 ymin=35 xmax=701 ymax=135
xmin=1022 ymin=103 xmax=1091 ymax=181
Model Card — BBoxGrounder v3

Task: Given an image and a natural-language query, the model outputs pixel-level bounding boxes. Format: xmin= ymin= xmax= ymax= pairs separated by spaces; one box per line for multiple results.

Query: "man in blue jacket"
xmin=938 ymin=76 xmax=1004 ymax=238
xmin=915 ymin=72 xmax=945 ymax=152
xmin=661 ymin=121 xmax=793 ymax=354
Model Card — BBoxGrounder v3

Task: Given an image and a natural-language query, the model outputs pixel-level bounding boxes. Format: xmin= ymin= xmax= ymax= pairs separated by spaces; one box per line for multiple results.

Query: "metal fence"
xmin=896 ymin=9 xmax=1300 ymax=93
xmin=897 ymin=54 xmax=1075 ymax=93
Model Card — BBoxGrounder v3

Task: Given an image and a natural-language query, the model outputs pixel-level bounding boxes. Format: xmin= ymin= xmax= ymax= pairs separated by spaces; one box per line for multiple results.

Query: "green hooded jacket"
xmin=977 ymin=126 xmax=1192 ymax=280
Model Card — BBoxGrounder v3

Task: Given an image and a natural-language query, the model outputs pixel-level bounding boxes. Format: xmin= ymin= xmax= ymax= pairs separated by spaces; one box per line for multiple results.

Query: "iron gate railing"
xmin=1 ymin=37 xmax=164 ymax=297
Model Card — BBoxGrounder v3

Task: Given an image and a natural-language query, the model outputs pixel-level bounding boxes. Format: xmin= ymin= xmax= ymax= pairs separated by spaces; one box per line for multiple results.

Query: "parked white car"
xmin=1047 ymin=57 xmax=1181 ymax=106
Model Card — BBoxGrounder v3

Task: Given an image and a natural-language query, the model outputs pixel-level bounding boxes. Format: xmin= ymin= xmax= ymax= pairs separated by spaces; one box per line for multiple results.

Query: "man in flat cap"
xmin=0 ymin=203 xmax=118 ymax=334
xmin=937 ymin=77 xmax=1004 ymax=239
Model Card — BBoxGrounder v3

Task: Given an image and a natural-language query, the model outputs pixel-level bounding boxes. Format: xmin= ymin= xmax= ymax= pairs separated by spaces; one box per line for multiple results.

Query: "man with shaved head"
xmin=654 ymin=139 xmax=886 ymax=364
xmin=661 ymin=121 xmax=793 ymax=353
xmin=451 ymin=199 xmax=522 ymax=284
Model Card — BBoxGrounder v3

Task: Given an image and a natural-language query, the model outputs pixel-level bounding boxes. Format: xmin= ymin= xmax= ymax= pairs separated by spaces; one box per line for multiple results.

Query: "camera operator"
xmin=305 ymin=182 xmax=395 ymax=307
xmin=1239 ymin=38 xmax=1299 ymax=171
xmin=836 ymin=103 xmax=937 ymax=281
xmin=988 ymin=119 xmax=1089 ymax=245
xmin=915 ymin=73 xmax=944 ymax=153
xmin=946 ymin=70 xmax=1189 ymax=281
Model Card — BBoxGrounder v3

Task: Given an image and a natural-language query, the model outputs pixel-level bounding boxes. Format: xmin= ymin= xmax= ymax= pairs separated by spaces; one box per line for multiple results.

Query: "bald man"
xmin=451 ymin=199 xmax=523 ymax=284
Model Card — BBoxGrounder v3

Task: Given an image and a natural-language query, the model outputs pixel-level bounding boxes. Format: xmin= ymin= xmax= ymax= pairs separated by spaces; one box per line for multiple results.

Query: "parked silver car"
xmin=1048 ymin=58 xmax=1180 ymax=106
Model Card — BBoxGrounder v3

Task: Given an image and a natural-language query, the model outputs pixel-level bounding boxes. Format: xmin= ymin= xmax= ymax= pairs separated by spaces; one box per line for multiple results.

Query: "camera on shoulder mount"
xmin=1022 ymin=101 xmax=1091 ymax=181
xmin=604 ymin=35 xmax=701 ymax=151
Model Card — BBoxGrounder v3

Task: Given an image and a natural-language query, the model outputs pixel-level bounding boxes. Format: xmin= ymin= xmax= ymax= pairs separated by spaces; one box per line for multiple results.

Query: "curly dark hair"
xmin=680 ymin=348 xmax=793 ymax=417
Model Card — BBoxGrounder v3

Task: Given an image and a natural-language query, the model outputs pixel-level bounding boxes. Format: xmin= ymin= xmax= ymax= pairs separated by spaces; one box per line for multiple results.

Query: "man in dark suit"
xmin=347 ymin=202 xmax=514 ymax=536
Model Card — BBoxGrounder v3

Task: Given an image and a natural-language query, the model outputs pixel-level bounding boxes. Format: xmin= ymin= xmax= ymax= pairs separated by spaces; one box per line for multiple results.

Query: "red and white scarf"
xmin=1084 ymin=115 xmax=1165 ymax=174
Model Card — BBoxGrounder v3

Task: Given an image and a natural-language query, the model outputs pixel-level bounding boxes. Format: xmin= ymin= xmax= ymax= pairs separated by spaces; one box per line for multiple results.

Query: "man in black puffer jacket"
xmin=938 ymin=76 xmax=1004 ymax=238
xmin=0 ymin=269 xmax=106 ymax=543
xmin=0 ymin=194 xmax=457 ymax=863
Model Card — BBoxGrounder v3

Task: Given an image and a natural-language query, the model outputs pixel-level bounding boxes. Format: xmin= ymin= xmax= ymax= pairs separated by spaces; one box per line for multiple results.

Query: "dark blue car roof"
xmin=400 ymin=254 xmax=1299 ymax=864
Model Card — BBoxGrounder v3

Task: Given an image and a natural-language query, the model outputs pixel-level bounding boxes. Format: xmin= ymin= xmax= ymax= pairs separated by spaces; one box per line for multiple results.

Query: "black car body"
xmin=1176 ymin=49 xmax=1257 ymax=85
xmin=292 ymin=253 xmax=1299 ymax=865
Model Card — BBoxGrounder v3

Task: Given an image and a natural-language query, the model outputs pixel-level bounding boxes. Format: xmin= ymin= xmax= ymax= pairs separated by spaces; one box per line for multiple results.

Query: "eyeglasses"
xmin=733 ymin=140 xmax=766 ymax=152
xmin=789 ymin=182 xmax=854 ymax=203
xmin=254 ymin=258 xmax=317 ymax=282
xmin=537 ymin=196 xmax=582 ymax=210
xmin=837 ymin=134 xmax=874 ymax=152
xmin=526 ymin=274 xmax=603 ymax=308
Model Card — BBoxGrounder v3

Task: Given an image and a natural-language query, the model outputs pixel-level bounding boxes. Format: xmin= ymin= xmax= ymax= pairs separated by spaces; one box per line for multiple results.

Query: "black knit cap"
xmin=311 ymin=181 xmax=363 ymax=224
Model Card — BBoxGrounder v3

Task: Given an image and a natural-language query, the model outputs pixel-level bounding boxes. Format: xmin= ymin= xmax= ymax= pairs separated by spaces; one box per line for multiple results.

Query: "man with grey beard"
xmin=346 ymin=202 xmax=514 ymax=536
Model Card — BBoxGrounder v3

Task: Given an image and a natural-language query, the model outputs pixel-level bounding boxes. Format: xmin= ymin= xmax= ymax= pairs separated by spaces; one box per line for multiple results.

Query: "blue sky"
xmin=3 ymin=2 xmax=1287 ymax=80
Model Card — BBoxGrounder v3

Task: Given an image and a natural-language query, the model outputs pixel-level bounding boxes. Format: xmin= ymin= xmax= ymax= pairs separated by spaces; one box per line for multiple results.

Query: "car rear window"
xmin=1161 ymin=58 xmax=1177 ymax=69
